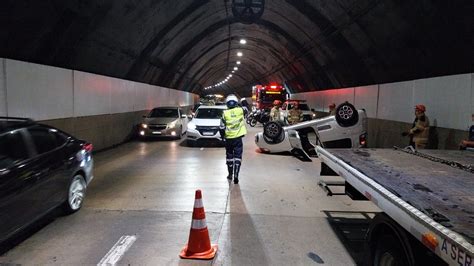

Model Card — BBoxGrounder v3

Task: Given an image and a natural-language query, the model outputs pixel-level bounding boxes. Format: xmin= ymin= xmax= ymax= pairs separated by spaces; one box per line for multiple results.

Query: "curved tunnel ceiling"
xmin=1 ymin=0 xmax=472 ymax=97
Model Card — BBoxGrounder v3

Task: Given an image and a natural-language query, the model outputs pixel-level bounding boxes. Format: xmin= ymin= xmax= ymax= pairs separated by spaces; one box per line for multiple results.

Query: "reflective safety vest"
xmin=223 ymin=107 xmax=247 ymax=139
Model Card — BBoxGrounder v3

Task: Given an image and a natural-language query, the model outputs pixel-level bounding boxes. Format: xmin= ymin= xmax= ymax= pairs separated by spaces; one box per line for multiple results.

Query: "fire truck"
xmin=252 ymin=84 xmax=287 ymax=110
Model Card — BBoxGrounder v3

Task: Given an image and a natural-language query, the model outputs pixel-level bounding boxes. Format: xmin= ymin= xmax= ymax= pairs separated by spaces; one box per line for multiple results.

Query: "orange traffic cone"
xmin=179 ymin=190 xmax=218 ymax=260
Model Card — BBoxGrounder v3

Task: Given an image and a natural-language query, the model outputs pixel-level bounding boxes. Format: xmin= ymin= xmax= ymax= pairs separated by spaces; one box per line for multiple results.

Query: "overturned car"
xmin=255 ymin=102 xmax=368 ymax=160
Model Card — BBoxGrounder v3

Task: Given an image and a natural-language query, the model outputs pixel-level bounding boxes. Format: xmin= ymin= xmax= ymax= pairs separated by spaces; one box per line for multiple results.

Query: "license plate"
xmin=202 ymin=131 xmax=214 ymax=136
xmin=152 ymin=131 xmax=162 ymax=135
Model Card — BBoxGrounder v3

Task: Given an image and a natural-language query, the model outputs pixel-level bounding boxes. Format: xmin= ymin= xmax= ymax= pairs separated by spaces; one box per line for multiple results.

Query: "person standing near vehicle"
xmin=270 ymin=100 xmax=282 ymax=122
xmin=220 ymin=94 xmax=247 ymax=184
xmin=240 ymin=97 xmax=250 ymax=117
xmin=287 ymin=102 xmax=303 ymax=125
xmin=329 ymin=103 xmax=336 ymax=116
xmin=402 ymin=104 xmax=430 ymax=149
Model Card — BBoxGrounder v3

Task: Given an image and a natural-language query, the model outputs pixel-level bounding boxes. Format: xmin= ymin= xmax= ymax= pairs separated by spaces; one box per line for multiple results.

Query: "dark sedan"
xmin=0 ymin=117 xmax=94 ymax=244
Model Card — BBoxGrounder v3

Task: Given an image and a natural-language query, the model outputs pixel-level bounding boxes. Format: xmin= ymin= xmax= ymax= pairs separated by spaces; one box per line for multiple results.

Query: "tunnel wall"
xmin=0 ymin=58 xmax=198 ymax=150
xmin=292 ymin=73 xmax=473 ymax=149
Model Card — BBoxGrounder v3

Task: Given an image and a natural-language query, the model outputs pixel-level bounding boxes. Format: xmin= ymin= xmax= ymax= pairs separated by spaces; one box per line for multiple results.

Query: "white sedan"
xmin=255 ymin=102 xmax=368 ymax=160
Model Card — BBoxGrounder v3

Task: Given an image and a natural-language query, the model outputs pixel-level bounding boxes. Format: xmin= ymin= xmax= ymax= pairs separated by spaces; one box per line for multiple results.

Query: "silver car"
xmin=139 ymin=107 xmax=188 ymax=139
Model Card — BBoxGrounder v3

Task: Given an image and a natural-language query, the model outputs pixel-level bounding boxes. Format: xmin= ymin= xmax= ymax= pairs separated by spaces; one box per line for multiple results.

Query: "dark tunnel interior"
xmin=0 ymin=0 xmax=472 ymax=97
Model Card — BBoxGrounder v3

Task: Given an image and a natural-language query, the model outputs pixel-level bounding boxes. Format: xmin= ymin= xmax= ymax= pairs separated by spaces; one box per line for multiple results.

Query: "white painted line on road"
xmin=97 ymin=235 xmax=137 ymax=266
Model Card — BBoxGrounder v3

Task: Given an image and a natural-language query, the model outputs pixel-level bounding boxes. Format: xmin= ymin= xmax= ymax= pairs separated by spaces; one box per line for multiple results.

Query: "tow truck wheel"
xmin=263 ymin=121 xmax=284 ymax=140
xmin=373 ymin=234 xmax=409 ymax=266
xmin=335 ymin=102 xmax=358 ymax=127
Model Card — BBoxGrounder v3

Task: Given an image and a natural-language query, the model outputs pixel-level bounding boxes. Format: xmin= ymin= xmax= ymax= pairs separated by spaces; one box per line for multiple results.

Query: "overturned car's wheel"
xmin=335 ymin=102 xmax=358 ymax=127
xmin=263 ymin=121 xmax=285 ymax=143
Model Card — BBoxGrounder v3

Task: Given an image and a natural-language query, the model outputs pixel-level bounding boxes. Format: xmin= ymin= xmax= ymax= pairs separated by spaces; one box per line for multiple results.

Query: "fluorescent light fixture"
xmin=233 ymin=67 xmax=238 ymax=70
xmin=232 ymin=71 xmax=235 ymax=73
xmin=229 ymin=74 xmax=233 ymax=77
xmin=240 ymin=39 xmax=247 ymax=44
xmin=236 ymin=61 xmax=241 ymax=64
xmin=237 ymin=52 xmax=243 ymax=57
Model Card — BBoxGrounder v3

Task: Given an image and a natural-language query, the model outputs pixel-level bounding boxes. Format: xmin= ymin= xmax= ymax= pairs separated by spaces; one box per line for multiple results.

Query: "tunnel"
xmin=0 ymin=1 xmax=473 ymax=265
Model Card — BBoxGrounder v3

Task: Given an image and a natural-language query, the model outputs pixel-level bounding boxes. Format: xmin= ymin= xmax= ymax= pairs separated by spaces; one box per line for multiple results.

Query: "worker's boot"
xmin=227 ymin=165 xmax=233 ymax=180
xmin=233 ymin=164 xmax=241 ymax=184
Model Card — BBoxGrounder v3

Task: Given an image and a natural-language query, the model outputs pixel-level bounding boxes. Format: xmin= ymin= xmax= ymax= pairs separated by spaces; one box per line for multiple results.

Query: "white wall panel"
xmin=323 ymin=87 xmax=355 ymax=112
xmin=354 ymin=85 xmax=378 ymax=118
xmin=378 ymin=81 xmax=414 ymax=123
xmin=7 ymin=59 xmax=73 ymax=120
xmin=110 ymin=77 xmax=135 ymax=113
xmin=73 ymin=71 xmax=111 ymax=116
xmin=312 ymin=91 xmax=326 ymax=111
xmin=134 ymin=83 xmax=148 ymax=110
xmin=414 ymin=74 xmax=471 ymax=130
xmin=0 ymin=59 xmax=6 ymax=116
xmin=158 ymin=86 xmax=170 ymax=106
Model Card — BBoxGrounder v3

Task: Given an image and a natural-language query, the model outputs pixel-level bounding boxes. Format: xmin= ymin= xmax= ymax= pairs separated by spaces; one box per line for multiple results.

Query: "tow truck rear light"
xmin=83 ymin=143 xmax=93 ymax=152
xmin=359 ymin=133 xmax=367 ymax=147
xmin=421 ymin=233 xmax=438 ymax=251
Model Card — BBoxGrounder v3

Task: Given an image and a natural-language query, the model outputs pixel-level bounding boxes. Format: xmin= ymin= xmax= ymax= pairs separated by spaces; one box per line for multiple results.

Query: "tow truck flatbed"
xmin=316 ymin=147 xmax=474 ymax=265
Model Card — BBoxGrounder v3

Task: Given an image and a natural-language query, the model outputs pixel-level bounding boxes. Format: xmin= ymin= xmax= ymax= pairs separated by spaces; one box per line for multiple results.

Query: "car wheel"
xmin=63 ymin=174 xmax=87 ymax=214
xmin=177 ymin=126 xmax=183 ymax=139
xmin=335 ymin=102 xmax=358 ymax=127
xmin=263 ymin=121 xmax=284 ymax=141
xmin=250 ymin=118 xmax=257 ymax=127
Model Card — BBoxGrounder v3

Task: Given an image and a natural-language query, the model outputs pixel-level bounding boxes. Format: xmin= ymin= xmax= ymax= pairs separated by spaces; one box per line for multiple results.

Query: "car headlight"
xmin=141 ymin=123 xmax=148 ymax=129
xmin=168 ymin=120 xmax=178 ymax=128
xmin=188 ymin=122 xmax=196 ymax=130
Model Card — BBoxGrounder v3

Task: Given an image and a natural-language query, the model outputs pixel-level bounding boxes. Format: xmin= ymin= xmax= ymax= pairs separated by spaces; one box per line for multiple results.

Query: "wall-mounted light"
xmin=237 ymin=52 xmax=243 ymax=57
xmin=236 ymin=61 xmax=241 ymax=64
xmin=233 ymin=67 xmax=238 ymax=70
xmin=240 ymin=39 xmax=247 ymax=44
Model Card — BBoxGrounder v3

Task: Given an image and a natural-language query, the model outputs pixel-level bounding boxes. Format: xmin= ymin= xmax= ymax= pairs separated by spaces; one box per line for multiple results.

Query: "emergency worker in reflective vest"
xmin=220 ymin=94 xmax=247 ymax=184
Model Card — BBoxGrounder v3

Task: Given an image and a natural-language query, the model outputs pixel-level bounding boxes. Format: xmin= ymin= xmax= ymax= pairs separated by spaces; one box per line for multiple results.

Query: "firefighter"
xmin=287 ymin=102 xmax=303 ymax=125
xmin=402 ymin=104 xmax=430 ymax=149
xmin=270 ymin=100 xmax=282 ymax=121
xmin=220 ymin=94 xmax=247 ymax=184
xmin=329 ymin=103 xmax=336 ymax=116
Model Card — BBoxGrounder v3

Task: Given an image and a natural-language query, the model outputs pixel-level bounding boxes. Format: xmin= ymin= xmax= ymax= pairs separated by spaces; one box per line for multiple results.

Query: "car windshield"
xmin=195 ymin=108 xmax=223 ymax=119
xmin=148 ymin=108 xmax=178 ymax=118
xmin=299 ymin=104 xmax=310 ymax=111
xmin=288 ymin=103 xmax=310 ymax=111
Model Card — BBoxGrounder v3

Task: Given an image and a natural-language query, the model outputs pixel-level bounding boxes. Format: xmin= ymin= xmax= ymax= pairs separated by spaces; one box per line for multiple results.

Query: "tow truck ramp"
xmin=316 ymin=146 xmax=473 ymax=265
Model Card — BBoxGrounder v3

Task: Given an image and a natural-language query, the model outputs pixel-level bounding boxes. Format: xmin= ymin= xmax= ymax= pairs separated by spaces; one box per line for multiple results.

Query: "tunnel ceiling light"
xmin=237 ymin=52 xmax=243 ymax=57
xmin=229 ymin=74 xmax=233 ymax=77
xmin=232 ymin=71 xmax=235 ymax=73
xmin=240 ymin=39 xmax=247 ymax=44
xmin=233 ymin=67 xmax=238 ymax=70
xmin=236 ymin=61 xmax=241 ymax=65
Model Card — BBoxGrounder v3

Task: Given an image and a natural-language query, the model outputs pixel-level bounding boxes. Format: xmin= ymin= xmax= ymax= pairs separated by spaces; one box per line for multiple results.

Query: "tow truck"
xmin=316 ymin=146 xmax=473 ymax=265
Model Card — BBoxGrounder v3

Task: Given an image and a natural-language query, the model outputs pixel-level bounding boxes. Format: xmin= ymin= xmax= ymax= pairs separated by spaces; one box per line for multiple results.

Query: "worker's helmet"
xmin=226 ymin=94 xmax=239 ymax=108
xmin=415 ymin=104 xmax=426 ymax=112
xmin=273 ymin=100 xmax=281 ymax=106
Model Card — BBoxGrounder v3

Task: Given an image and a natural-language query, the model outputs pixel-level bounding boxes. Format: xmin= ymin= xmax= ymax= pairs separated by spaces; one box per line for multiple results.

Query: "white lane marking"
xmin=98 ymin=235 xmax=137 ymax=266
